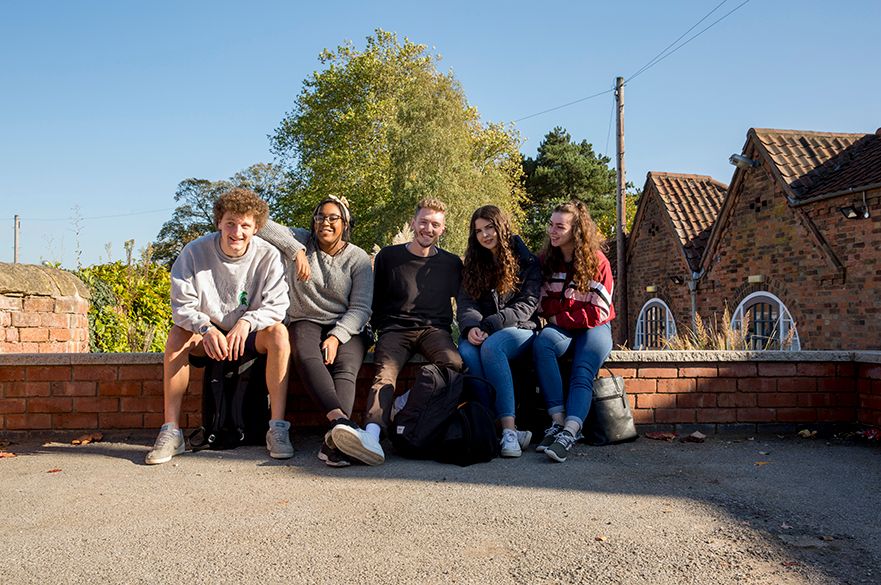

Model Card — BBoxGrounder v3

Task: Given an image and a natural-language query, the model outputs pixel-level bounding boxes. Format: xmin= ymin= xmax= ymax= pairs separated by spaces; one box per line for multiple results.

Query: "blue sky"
xmin=1 ymin=0 xmax=879 ymax=267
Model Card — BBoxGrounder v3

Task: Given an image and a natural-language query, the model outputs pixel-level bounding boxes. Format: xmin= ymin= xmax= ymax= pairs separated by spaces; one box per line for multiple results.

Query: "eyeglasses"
xmin=314 ymin=214 xmax=342 ymax=224
xmin=475 ymin=225 xmax=497 ymax=237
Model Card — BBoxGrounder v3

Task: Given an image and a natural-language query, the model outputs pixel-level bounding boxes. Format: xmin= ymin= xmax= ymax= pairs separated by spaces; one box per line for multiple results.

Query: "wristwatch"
xmin=198 ymin=323 xmax=213 ymax=335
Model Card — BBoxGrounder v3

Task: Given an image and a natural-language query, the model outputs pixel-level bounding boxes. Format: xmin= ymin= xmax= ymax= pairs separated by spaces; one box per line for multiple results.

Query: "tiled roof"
xmin=752 ymin=128 xmax=881 ymax=202
xmin=646 ymin=172 xmax=727 ymax=272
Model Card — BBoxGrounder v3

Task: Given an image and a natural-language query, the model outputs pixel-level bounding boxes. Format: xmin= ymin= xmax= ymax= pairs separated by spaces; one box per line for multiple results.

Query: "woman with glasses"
xmin=532 ymin=199 xmax=615 ymax=463
xmin=258 ymin=196 xmax=373 ymax=467
xmin=456 ymin=205 xmax=541 ymax=457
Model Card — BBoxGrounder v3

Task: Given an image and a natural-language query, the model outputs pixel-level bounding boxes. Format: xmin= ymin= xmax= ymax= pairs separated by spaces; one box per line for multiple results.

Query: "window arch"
xmin=634 ymin=299 xmax=677 ymax=349
xmin=731 ymin=291 xmax=800 ymax=351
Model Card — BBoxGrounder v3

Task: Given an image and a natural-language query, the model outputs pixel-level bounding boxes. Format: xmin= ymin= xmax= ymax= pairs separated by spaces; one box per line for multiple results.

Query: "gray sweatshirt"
xmin=258 ymin=219 xmax=373 ymax=344
xmin=170 ymin=232 xmax=289 ymax=333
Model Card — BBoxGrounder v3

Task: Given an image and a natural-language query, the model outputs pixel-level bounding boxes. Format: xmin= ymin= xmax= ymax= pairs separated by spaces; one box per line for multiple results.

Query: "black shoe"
xmin=536 ymin=423 xmax=564 ymax=452
xmin=317 ymin=442 xmax=352 ymax=468
xmin=545 ymin=430 xmax=577 ymax=463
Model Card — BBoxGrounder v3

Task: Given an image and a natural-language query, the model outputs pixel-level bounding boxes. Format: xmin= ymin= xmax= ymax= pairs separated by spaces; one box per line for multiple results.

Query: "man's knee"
xmin=165 ymin=325 xmax=198 ymax=358
xmin=436 ymin=350 xmax=464 ymax=372
xmin=258 ymin=322 xmax=290 ymax=355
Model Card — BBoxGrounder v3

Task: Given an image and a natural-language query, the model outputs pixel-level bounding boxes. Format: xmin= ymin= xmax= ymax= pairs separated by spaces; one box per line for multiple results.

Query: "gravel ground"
xmin=1 ymin=431 xmax=879 ymax=584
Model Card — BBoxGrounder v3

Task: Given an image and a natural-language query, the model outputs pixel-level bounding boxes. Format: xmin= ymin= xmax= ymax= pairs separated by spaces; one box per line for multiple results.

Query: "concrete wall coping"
xmin=0 ymin=262 xmax=90 ymax=298
xmin=2 ymin=349 xmax=880 ymax=367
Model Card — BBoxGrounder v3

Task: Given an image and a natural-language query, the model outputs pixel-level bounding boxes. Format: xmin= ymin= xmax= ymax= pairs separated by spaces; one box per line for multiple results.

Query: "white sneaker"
xmin=266 ymin=420 xmax=294 ymax=459
xmin=331 ymin=420 xmax=385 ymax=465
xmin=517 ymin=429 xmax=533 ymax=450
xmin=145 ymin=424 xmax=185 ymax=465
xmin=500 ymin=428 xmax=522 ymax=458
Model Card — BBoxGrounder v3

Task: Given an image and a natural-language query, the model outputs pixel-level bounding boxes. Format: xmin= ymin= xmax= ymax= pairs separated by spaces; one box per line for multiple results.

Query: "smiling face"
xmin=410 ymin=207 xmax=446 ymax=250
xmin=313 ymin=201 xmax=344 ymax=251
xmin=473 ymin=217 xmax=498 ymax=252
xmin=548 ymin=211 xmax=575 ymax=252
xmin=217 ymin=212 xmax=257 ymax=257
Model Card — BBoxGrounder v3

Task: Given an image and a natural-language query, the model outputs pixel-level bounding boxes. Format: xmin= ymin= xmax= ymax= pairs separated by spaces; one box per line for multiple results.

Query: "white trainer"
xmin=330 ymin=421 xmax=385 ymax=466
xmin=145 ymin=424 xmax=185 ymax=465
xmin=500 ymin=428 xmax=522 ymax=457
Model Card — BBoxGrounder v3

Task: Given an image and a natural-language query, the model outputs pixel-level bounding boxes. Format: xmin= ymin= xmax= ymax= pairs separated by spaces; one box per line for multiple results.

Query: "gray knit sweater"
xmin=170 ymin=232 xmax=289 ymax=333
xmin=258 ymin=219 xmax=373 ymax=344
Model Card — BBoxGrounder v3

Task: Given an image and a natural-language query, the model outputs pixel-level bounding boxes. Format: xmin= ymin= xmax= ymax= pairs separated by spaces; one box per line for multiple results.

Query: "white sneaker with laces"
xmin=145 ymin=423 xmax=185 ymax=465
xmin=516 ymin=429 xmax=533 ymax=450
xmin=500 ymin=428 xmax=522 ymax=457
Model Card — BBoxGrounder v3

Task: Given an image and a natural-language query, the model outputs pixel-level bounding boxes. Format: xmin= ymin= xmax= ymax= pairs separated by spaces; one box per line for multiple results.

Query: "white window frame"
xmin=731 ymin=291 xmax=800 ymax=351
xmin=634 ymin=298 xmax=677 ymax=350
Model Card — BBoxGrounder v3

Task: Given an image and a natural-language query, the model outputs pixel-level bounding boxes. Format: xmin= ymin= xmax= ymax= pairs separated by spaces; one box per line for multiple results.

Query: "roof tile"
xmin=645 ymin=172 xmax=727 ymax=272
xmin=752 ymin=128 xmax=881 ymax=201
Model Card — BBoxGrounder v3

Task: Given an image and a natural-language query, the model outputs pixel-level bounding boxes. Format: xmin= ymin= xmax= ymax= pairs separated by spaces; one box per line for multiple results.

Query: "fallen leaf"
xmin=594 ymin=536 xmax=607 ymax=542
xmin=754 ymin=461 xmax=771 ymax=466
xmin=645 ymin=432 xmax=677 ymax=442
xmin=0 ymin=452 xmax=16 ymax=459
xmin=797 ymin=429 xmax=817 ymax=439
xmin=72 ymin=432 xmax=104 ymax=445
xmin=820 ymin=535 xmax=834 ymax=541
xmin=682 ymin=431 xmax=706 ymax=443
xmin=47 ymin=468 xmax=62 ymax=473
xmin=782 ymin=561 xmax=801 ymax=567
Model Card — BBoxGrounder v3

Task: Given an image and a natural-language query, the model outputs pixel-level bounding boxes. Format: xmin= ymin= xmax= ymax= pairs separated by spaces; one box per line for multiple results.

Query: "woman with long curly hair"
xmin=457 ymin=205 xmax=542 ymax=457
xmin=532 ymin=199 xmax=615 ymax=462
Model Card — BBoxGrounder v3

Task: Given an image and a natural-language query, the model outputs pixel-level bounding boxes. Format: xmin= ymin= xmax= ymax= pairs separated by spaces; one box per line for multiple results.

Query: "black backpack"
xmin=188 ymin=351 xmax=270 ymax=450
xmin=391 ymin=364 xmax=500 ymax=466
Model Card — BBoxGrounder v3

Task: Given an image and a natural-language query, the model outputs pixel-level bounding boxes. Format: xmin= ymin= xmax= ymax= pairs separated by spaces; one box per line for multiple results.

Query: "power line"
xmin=626 ymin=0 xmax=751 ymax=83
xmin=2 ymin=208 xmax=174 ymax=222
xmin=514 ymin=89 xmax=614 ymax=123
xmin=626 ymin=0 xmax=730 ymax=83
xmin=513 ymin=0 xmax=750 ymax=123
xmin=604 ymin=85 xmax=616 ymax=157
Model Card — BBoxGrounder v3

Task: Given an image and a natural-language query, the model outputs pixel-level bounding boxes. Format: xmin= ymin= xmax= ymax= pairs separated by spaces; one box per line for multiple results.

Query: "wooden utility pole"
xmin=615 ymin=76 xmax=629 ymax=345
xmin=14 ymin=215 xmax=20 ymax=264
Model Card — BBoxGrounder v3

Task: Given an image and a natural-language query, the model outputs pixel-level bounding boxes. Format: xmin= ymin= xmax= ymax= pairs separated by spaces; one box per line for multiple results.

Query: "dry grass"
xmin=661 ymin=307 xmax=785 ymax=351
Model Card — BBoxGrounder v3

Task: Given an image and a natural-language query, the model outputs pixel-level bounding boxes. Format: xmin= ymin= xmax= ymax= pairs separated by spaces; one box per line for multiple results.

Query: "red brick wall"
xmin=697 ymin=160 xmax=881 ymax=349
xmin=0 ymin=356 xmax=420 ymax=432
xmin=606 ymin=360 xmax=858 ymax=427
xmin=858 ymin=360 xmax=881 ymax=427
xmin=621 ymin=193 xmax=694 ymax=346
xmin=2 ymin=353 xmax=879 ymax=433
xmin=1 ymin=294 xmax=89 ymax=353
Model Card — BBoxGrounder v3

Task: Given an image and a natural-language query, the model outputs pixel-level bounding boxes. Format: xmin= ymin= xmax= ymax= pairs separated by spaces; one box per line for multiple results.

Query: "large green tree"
xmin=152 ymin=163 xmax=283 ymax=266
xmin=521 ymin=127 xmax=628 ymax=249
xmin=271 ymin=29 xmax=524 ymax=254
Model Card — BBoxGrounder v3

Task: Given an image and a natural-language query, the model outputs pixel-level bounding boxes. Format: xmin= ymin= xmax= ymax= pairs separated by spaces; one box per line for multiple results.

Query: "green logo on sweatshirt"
xmin=238 ymin=291 xmax=248 ymax=306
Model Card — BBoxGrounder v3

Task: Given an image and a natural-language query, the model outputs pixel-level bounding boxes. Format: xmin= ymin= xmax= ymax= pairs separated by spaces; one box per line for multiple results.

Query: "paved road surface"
xmin=1 ymin=432 xmax=879 ymax=584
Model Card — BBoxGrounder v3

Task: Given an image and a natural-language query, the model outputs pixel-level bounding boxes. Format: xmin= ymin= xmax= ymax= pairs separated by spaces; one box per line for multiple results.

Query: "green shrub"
xmin=75 ymin=243 xmax=172 ymax=353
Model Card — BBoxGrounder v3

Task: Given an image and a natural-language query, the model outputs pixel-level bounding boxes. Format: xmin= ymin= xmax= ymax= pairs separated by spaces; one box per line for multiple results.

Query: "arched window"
xmin=634 ymin=299 xmax=676 ymax=349
xmin=731 ymin=292 xmax=800 ymax=351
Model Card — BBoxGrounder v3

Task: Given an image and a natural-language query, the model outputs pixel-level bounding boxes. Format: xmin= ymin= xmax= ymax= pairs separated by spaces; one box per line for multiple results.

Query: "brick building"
xmin=618 ymin=172 xmax=726 ymax=347
xmin=624 ymin=127 xmax=881 ymax=350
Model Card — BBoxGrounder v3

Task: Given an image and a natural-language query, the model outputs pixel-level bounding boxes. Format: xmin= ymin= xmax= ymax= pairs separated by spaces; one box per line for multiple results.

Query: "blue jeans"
xmin=458 ymin=328 xmax=536 ymax=419
xmin=532 ymin=323 xmax=612 ymax=428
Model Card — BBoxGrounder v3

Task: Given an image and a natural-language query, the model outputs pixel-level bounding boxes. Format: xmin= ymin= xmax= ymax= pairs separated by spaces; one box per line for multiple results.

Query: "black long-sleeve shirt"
xmin=371 ymin=243 xmax=462 ymax=333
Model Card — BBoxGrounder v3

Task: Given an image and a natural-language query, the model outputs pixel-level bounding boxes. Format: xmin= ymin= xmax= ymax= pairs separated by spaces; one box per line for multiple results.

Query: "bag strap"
xmin=188 ymin=359 xmax=227 ymax=450
xmin=229 ymin=356 xmax=258 ymax=441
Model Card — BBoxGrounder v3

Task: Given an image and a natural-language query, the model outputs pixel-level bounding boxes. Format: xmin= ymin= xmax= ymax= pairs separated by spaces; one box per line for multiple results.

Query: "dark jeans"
xmin=288 ymin=321 xmax=368 ymax=419
xmin=365 ymin=327 xmax=463 ymax=429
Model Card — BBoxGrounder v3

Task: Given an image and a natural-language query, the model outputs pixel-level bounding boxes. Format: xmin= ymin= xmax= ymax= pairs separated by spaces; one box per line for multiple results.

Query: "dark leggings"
xmin=288 ymin=321 xmax=368 ymax=418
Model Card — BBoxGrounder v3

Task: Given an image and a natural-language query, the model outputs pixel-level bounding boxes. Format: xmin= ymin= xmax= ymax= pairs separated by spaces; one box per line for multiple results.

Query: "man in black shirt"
xmin=330 ymin=198 xmax=463 ymax=465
